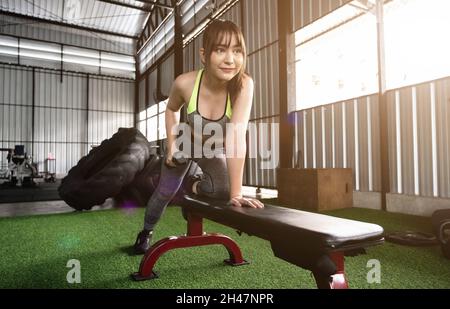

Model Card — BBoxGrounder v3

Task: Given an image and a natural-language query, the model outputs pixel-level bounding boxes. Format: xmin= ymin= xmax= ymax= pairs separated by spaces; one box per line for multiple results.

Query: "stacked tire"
xmin=58 ymin=128 xmax=155 ymax=211
xmin=432 ymin=210 xmax=450 ymax=259
xmin=115 ymin=154 xmax=163 ymax=208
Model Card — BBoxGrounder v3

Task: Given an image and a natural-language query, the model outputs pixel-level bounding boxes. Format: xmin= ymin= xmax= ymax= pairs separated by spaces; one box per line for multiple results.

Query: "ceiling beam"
xmin=134 ymin=0 xmax=174 ymax=10
xmin=96 ymin=0 xmax=152 ymax=12
xmin=0 ymin=10 xmax=138 ymax=39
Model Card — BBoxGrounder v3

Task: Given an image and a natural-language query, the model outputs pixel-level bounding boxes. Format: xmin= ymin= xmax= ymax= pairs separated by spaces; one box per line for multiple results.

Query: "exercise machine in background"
xmin=0 ymin=145 xmax=39 ymax=187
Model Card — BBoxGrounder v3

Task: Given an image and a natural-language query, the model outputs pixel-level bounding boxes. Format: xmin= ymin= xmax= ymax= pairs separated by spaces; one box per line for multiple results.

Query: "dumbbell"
xmin=171 ymin=151 xmax=189 ymax=166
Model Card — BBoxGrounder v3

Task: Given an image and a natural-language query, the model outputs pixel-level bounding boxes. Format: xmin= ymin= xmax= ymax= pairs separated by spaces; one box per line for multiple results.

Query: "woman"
xmin=134 ymin=20 xmax=264 ymax=254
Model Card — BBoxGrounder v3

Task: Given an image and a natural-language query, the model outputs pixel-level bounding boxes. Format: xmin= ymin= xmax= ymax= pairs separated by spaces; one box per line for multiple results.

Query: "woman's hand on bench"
xmin=229 ymin=195 xmax=264 ymax=208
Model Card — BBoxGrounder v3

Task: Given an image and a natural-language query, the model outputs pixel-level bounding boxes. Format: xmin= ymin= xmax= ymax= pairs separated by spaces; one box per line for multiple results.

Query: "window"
xmin=140 ymin=99 xmax=169 ymax=143
xmin=294 ymin=1 xmax=378 ymax=110
xmin=0 ymin=35 xmax=135 ymax=78
xmin=384 ymin=0 xmax=450 ymax=89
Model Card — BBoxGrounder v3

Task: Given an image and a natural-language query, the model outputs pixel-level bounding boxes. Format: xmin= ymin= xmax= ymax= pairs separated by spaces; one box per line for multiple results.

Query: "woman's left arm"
xmin=226 ymin=76 xmax=264 ymax=208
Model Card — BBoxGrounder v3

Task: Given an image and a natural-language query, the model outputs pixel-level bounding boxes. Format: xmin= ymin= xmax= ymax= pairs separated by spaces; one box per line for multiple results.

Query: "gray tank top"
xmin=186 ymin=69 xmax=233 ymax=156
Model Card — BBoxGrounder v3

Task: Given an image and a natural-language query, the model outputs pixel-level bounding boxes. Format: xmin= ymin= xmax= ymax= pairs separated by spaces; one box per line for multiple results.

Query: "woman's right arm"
xmin=165 ymin=76 xmax=186 ymax=167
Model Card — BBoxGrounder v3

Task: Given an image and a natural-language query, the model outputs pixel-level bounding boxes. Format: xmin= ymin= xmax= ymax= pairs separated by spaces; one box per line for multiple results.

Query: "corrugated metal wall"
xmin=0 ymin=64 xmax=134 ymax=175
xmin=290 ymin=76 xmax=450 ymax=200
xmin=291 ymin=0 xmax=353 ymax=31
xmin=292 ymin=95 xmax=382 ymax=193
xmin=183 ymin=35 xmax=202 ymax=73
xmin=242 ymin=0 xmax=279 ymax=188
xmin=386 ymin=79 xmax=450 ymax=199
xmin=0 ymin=14 xmax=135 ymax=55
xmin=88 ymin=77 xmax=134 ymax=145
xmin=0 ymin=65 xmax=33 ymax=175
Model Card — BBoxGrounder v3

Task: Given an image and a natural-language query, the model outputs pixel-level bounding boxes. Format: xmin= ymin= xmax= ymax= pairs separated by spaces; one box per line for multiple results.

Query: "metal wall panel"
xmin=435 ymin=79 xmax=450 ymax=198
xmin=147 ymin=68 xmax=158 ymax=107
xmin=292 ymin=94 xmax=381 ymax=193
xmin=0 ymin=0 xmax=146 ymax=37
xmin=386 ymin=80 xmax=450 ymax=198
xmin=89 ymin=78 xmax=134 ymax=113
xmin=160 ymin=54 xmax=174 ymax=97
xmin=221 ymin=1 xmax=242 ymax=28
xmin=416 ymin=83 xmax=435 ymax=198
xmin=138 ymin=78 xmax=145 ymax=113
xmin=386 ymin=90 xmax=398 ymax=195
xmin=243 ymin=0 xmax=278 ymax=55
xmin=183 ymin=40 xmax=195 ymax=72
xmin=0 ymin=103 xmax=32 ymax=141
xmin=0 ymin=65 xmax=33 ymax=107
xmin=245 ymin=116 xmax=279 ymax=188
xmin=386 ymin=84 xmax=438 ymax=198
xmin=398 ymin=87 xmax=415 ymax=196
xmin=34 ymin=70 xmax=88 ymax=174
xmin=247 ymin=42 xmax=279 ymax=120
xmin=0 ymin=65 xmax=33 ymax=169
xmin=88 ymin=110 xmax=133 ymax=145
xmin=0 ymin=64 xmax=134 ymax=175
xmin=88 ymin=77 xmax=134 ymax=145
xmin=0 ymin=15 xmax=135 ymax=54
xmin=291 ymin=0 xmax=352 ymax=32
xmin=35 ymin=72 xmax=85 ymax=109
xmin=240 ymin=0 xmax=279 ymax=188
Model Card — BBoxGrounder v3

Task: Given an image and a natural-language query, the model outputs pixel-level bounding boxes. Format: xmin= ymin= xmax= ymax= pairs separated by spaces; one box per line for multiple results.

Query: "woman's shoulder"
xmin=241 ymin=73 xmax=254 ymax=90
xmin=174 ymin=70 xmax=199 ymax=90
xmin=242 ymin=73 xmax=254 ymax=83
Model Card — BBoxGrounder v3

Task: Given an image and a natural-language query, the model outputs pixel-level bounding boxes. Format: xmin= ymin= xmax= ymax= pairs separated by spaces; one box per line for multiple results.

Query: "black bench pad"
xmin=182 ymin=195 xmax=384 ymax=251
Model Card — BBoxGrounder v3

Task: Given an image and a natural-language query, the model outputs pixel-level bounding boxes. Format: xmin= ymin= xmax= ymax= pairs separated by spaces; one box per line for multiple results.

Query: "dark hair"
xmin=202 ymin=19 xmax=248 ymax=104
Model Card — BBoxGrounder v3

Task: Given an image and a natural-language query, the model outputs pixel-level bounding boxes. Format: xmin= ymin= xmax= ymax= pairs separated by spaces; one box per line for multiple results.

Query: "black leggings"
xmin=143 ymin=153 xmax=229 ymax=230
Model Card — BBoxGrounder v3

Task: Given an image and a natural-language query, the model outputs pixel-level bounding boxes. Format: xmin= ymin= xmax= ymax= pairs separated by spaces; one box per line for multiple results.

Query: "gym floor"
xmin=0 ymin=194 xmax=449 ymax=289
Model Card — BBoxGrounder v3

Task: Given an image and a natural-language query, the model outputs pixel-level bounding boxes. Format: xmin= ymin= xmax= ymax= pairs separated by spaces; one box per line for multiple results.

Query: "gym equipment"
xmin=58 ymin=128 xmax=152 ymax=210
xmin=116 ymin=154 xmax=163 ymax=208
xmin=44 ymin=155 xmax=56 ymax=183
xmin=432 ymin=210 xmax=450 ymax=259
xmin=0 ymin=145 xmax=39 ymax=187
xmin=132 ymin=194 xmax=384 ymax=289
xmin=385 ymin=231 xmax=437 ymax=246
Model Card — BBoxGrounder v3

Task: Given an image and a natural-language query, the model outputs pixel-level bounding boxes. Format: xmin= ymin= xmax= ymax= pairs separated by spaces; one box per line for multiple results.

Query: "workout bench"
xmin=132 ymin=195 xmax=384 ymax=289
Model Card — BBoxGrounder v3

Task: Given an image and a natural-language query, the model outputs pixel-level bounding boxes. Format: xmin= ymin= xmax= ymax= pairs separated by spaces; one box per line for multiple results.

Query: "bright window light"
xmin=101 ymin=60 xmax=135 ymax=71
xmin=158 ymin=112 xmax=166 ymax=140
xmin=21 ymin=39 xmax=60 ymax=54
xmin=0 ymin=46 xmax=18 ymax=56
xmin=147 ymin=116 xmax=158 ymax=142
xmin=139 ymin=110 xmax=146 ymax=121
xmin=0 ymin=35 xmax=135 ymax=77
xmin=147 ymin=105 xmax=158 ymax=118
xmin=20 ymin=50 xmax=60 ymax=62
xmin=0 ymin=35 xmax=18 ymax=48
xmin=139 ymin=121 xmax=146 ymax=137
xmin=295 ymin=1 xmax=378 ymax=110
xmin=384 ymin=0 xmax=450 ymax=89
xmin=101 ymin=52 xmax=134 ymax=64
xmin=63 ymin=46 xmax=99 ymax=59
xmin=63 ymin=54 xmax=100 ymax=67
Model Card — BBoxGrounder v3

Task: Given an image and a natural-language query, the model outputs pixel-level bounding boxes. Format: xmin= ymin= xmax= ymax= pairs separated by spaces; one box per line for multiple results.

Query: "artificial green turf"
xmin=0 ymin=202 xmax=449 ymax=289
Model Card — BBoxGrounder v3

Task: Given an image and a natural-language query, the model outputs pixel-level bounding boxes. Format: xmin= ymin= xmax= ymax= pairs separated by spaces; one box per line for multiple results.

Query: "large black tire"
xmin=385 ymin=231 xmax=437 ymax=246
xmin=431 ymin=210 xmax=450 ymax=259
xmin=115 ymin=154 xmax=163 ymax=208
xmin=58 ymin=128 xmax=152 ymax=210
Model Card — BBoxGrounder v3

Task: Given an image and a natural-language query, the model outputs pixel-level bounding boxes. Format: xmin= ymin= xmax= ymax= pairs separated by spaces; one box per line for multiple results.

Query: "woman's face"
xmin=203 ymin=33 xmax=244 ymax=82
